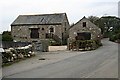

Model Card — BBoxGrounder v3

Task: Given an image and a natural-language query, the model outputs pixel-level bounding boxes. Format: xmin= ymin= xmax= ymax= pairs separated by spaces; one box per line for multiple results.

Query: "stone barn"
xmin=11 ymin=13 xmax=70 ymax=44
xmin=69 ymin=16 xmax=101 ymax=41
xmin=68 ymin=16 xmax=102 ymax=51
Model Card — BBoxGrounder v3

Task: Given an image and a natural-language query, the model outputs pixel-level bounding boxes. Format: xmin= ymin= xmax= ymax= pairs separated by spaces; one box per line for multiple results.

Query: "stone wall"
xmin=69 ymin=18 xmax=101 ymax=41
xmin=11 ymin=24 xmax=64 ymax=42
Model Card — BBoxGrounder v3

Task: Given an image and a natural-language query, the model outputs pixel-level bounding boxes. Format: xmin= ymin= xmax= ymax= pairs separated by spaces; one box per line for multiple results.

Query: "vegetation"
xmin=69 ymin=40 xmax=102 ymax=51
xmin=88 ymin=16 xmax=120 ymax=43
xmin=109 ymin=33 xmax=120 ymax=42
xmin=49 ymin=39 xmax=61 ymax=46
xmin=2 ymin=31 xmax=13 ymax=41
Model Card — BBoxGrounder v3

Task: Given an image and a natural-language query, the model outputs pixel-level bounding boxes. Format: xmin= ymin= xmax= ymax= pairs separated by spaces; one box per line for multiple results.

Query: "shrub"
xmin=94 ymin=40 xmax=102 ymax=46
xmin=109 ymin=33 xmax=120 ymax=42
xmin=71 ymin=39 xmax=102 ymax=51
xmin=2 ymin=31 xmax=13 ymax=41
xmin=49 ymin=40 xmax=61 ymax=46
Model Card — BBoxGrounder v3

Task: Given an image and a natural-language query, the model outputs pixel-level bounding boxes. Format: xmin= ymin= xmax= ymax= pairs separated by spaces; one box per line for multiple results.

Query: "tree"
xmin=88 ymin=16 xmax=105 ymax=34
xmin=98 ymin=16 xmax=120 ymax=37
xmin=2 ymin=31 xmax=13 ymax=41
xmin=88 ymin=16 xmax=100 ymax=24
xmin=88 ymin=16 xmax=120 ymax=38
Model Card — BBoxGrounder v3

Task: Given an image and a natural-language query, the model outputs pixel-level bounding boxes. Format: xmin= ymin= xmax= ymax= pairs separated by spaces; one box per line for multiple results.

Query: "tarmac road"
xmin=3 ymin=38 xmax=118 ymax=78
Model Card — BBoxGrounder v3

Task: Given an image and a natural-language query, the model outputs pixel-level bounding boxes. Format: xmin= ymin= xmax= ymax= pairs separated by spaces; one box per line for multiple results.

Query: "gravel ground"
xmin=2 ymin=38 xmax=118 ymax=78
xmin=2 ymin=50 xmax=86 ymax=78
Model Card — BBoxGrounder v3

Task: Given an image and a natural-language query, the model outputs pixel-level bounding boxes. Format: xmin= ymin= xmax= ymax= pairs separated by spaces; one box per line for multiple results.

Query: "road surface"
xmin=2 ymin=38 xmax=118 ymax=78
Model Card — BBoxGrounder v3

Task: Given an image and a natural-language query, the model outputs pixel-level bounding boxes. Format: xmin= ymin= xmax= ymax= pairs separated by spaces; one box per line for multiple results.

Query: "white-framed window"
xmin=49 ymin=26 xmax=55 ymax=33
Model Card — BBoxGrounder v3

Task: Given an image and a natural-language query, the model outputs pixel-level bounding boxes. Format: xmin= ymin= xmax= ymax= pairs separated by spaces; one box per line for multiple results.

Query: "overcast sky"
xmin=0 ymin=0 xmax=120 ymax=33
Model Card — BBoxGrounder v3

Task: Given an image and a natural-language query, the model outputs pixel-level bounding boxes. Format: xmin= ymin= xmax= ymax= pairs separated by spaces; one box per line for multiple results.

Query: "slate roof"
xmin=11 ymin=13 xmax=66 ymax=26
xmin=69 ymin=16 xmax=99 ymax=29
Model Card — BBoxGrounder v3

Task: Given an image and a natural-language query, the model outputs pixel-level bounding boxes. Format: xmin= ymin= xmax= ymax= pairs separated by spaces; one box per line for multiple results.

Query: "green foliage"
xmin=109 ymin=33 xmax=120 ymax=42
xmin=88 ymin=16 xmax=120 ymax=38
xmin=62 ymin=39 xmax=67 ymax=45
xmin=88 ymin=16 xmax=100 ymax=25
xmin=99 ymin=16 xmax=120 ymax=37
xmin=50 ymin=42 xmax=61 ymax=46
xmin=109 ymin=35 xmax=117 ymax=42
xmin=2 ymin=31 xmax=13 ymax=41
xmin=49 ymin=39 xmax=61 ymax=46
xmin=71 ymin=40 xmax=102 ymax=51
xmin=94 ymin=40 xmax=102 ymax=46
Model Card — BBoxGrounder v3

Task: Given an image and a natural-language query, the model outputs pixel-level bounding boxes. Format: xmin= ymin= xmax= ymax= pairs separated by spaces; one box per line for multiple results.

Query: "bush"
xmin=2 ymin=31 xmax=13 ymax=41
xmin=71 ymin=39 xmax=102 ymax=51
xmin=94 ymin=40 xmax=102 ymax=46
xmin=49 ymin=40 xmax=61 ymax=46
xmin=109 ymin=33 xmax=120 ymax=42
xmin=116 ymin=33 xmax=120 ymax=40
xmin=50 ymin=42 xmax=61 ymax=46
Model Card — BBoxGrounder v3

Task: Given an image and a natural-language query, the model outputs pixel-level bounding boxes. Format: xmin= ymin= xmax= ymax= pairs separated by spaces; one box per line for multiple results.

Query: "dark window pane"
xmin=83 ymin=22 xmax=86 ymax=27
xmin=46 ymin=33 xmax=53 ymax=38
xmin=30 ymin=28 xmax=39 ymax=39
xmin=50 ymin=28 xmax=54 ymax=32
xmin=42 ymin=28 xmax=44 ymax=30
xmin=65 ymin=28 xmax=66 ymax=31
xmin=76 ymin=32 xmax=91 ymax=40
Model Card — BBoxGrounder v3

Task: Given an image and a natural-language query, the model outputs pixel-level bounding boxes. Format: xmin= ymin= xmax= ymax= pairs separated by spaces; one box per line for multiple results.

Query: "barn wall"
xmin=11 ymin=24 xmax=64 ymax=42
xmin=69 ymin=18 xmax=101 ymax=41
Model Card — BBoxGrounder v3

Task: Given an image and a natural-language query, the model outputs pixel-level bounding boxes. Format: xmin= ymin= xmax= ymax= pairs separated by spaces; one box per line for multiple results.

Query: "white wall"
xmin=49 ymin=46 xmax=67 ymax=52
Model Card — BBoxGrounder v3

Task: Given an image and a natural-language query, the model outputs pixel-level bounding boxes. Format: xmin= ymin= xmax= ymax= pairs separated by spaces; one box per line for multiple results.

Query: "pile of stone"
xmin=2 ymin=45 xmax=35 ymax=64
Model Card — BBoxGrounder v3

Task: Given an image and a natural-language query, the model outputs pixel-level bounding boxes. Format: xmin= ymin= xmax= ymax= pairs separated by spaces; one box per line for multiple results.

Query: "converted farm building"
xmin=69 ymin=16 xmax=101 ymax=41
xmin=68 ymin=16 xmax=102 ymax=51
xmin=11 ymin=13 xmax=70 ymax=44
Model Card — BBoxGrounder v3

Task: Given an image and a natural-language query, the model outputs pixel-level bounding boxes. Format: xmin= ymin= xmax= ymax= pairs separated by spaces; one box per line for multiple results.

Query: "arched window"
xmin=49 ymin=27 xmax=54 ymax=33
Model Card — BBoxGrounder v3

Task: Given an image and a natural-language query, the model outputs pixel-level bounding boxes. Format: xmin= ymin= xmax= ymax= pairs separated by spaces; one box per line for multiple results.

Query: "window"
xmin=65 ymin=28 xmax=66 ymax=31
xmin=83 ymin=22 xmax=86 ymax=27
xmin=50 ymin=27 xmax=54 ymax=33
xmin=46 ymin=33 xmax=53 ymax=38
xmin=42 ymin=28 xmax=44 ymax=30
xmin=76 ymin=32 xmax=91 ymax=40
xmin=46 ymin=33 xmax=49 ymax=38
xmin=30 ymin=28 xmax=39 ymax=39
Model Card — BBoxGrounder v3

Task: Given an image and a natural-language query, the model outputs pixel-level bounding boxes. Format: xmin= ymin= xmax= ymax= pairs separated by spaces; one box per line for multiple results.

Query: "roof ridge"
xmin=11 ymin=13 xmax=67 ymax=26
xmin=19 ymin=13 xmax=66 ymax=16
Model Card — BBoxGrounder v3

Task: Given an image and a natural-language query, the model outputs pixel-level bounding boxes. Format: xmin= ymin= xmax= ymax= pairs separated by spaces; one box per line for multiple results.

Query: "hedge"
xmin=109 ymin=33 xmax=120 ymax=42
xmin=70 ymin=40 xmax=102 ymax=51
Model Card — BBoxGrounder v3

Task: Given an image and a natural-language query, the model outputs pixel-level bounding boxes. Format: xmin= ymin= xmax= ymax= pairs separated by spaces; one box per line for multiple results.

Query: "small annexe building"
xmin=68 ymin=16 xmax=102 ymax=51
xmin=69 ymin=16 xmax=101 ymax=41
